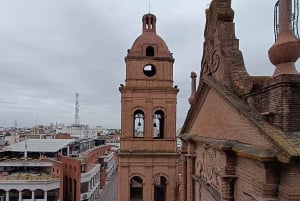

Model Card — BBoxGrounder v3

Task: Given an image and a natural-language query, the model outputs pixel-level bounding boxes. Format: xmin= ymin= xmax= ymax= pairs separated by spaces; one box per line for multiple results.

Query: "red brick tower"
xmin=118 ymin=13 xmax=179 ymax=201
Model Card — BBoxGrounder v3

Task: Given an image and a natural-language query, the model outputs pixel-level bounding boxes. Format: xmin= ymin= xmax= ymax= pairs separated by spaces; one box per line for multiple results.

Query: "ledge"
xmin=180 ymin=134 xmax=277 ymax=162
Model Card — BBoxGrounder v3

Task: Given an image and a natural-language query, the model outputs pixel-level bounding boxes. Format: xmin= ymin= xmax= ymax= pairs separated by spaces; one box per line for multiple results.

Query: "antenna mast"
xmin=74 ymin=92 xmax=80 ymax=126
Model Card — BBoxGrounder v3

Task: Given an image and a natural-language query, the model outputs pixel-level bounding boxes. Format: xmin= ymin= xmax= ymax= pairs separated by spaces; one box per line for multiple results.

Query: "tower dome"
xmin=127 ymin=13 xmax=173 ymax=58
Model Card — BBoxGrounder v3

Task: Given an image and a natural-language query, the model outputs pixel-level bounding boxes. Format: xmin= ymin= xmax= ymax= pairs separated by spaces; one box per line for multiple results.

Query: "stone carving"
xmin=196 ymin=147 xmax=220 ymax=191
xmin=199 ymin=0 xmax=253 ymax=95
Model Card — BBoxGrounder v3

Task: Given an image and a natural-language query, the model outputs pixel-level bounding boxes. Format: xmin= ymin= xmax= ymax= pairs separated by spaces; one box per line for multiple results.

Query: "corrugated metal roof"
xmin=3 ymin=139 xmax=74 ymax=153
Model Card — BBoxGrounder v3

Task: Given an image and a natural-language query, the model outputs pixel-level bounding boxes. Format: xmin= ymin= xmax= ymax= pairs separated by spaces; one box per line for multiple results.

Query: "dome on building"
xmin=127 ymin=14 xmax=172 ymax=58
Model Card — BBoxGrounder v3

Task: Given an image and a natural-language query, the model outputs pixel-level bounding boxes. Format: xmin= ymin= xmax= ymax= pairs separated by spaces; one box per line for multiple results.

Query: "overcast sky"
xmin=0 ymin=0 xmax=299 ymax=129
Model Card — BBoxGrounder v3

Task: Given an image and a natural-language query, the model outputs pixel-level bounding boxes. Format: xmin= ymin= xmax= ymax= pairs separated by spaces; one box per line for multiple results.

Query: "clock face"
xmin=143 ymin=64 xmax=156 ymax=77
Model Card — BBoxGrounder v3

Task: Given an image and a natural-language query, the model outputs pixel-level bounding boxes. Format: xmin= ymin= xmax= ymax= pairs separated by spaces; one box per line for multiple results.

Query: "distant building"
xmin=0 ymin=138 xmax=115 ymax=201
xmin=56 ymin=125 xmax=97 ymax=139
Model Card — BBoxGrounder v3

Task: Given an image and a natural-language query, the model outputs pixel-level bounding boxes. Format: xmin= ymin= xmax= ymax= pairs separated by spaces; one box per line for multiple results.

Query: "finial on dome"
xmin=268 ymin=0 xmax=300 ymax=77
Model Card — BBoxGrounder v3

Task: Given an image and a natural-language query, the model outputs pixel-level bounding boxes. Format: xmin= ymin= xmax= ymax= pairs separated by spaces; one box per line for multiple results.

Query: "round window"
xmin=143 ymin=64 xmax=156 ymax=77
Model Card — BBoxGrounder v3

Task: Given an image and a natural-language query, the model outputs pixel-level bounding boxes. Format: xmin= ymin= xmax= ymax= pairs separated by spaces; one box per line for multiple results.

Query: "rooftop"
xmin=3 ymin=139 xmax=74 ymax=153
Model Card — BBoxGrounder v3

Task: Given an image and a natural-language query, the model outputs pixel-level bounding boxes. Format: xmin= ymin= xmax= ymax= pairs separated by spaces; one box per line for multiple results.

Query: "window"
xmin=143 ymin=64 xmax=156 ymax=77
xmin=154 ymin=176 xmax=167 ymax=201
xmin=146 ymin=46 xmax=154 ymax=56
xmin=153 ymin=110 xmax=165 ymax=139
xmin=133 ymin=110 xmax=145 ymax=138
xmin=130 ymin=176 xmax=143 ymax=201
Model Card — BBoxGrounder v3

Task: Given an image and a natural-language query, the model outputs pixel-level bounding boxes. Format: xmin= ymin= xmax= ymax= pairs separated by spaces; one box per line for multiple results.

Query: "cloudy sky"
xmin=0 ymin=0 xmax=299 ymax=129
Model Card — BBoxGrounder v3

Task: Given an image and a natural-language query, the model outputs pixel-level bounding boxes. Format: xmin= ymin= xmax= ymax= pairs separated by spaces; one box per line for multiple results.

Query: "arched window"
xmin=9 ymin=189 xmax=19 ymax=201
xmin=133 ymin=110 xmax=145 ymax=138
xmin=146 ymin=46 xmax=154 ymax=56
xmin=22 ymin=189 xmax=32 ymax=200
xmin=154 ymin=176 xmax=167 ymax=201
xmin=34 ymin=189 xmax=44 ymax=200
xmin=153 ymin=110 xmax=165 ymax=139
xmin=130 ymin=176 xmax=143 ymax=201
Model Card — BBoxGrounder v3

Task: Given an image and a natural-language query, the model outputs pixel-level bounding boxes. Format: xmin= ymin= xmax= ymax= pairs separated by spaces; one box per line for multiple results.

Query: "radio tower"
xmin=74 ymin=92 xmax=80 ymax=126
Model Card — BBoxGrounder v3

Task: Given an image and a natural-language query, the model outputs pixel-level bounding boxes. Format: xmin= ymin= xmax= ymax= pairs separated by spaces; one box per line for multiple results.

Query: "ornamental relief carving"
xmin=200 ymin=40 xmax=221 ymax=77
xmin=195 ymin=147 xmax=221 ymax=191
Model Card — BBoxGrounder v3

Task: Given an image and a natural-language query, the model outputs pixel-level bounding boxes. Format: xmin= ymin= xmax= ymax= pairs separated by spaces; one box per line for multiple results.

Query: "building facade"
xmin=180 ymin=0 xmax=300 ymax=201
xmin=0 ymin=139 xmax=114 ymax=201
xmin=118 ymin=13 xmax=179 ymax=201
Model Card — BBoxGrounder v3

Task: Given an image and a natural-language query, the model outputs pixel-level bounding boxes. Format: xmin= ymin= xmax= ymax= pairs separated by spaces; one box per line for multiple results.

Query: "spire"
xmin=268 ymin=0 xmax=300 ymax=77
xmin=142 ymin=13 xmax=156 ymax=33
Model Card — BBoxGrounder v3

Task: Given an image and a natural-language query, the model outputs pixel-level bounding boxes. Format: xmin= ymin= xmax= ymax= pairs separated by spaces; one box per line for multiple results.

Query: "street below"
xmin=98 ymin=171 xmax=118 ymax=201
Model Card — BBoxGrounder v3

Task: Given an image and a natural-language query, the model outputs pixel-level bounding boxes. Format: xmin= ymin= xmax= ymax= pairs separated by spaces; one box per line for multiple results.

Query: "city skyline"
xmin=0 ymin=0 xmax=299 ymax=128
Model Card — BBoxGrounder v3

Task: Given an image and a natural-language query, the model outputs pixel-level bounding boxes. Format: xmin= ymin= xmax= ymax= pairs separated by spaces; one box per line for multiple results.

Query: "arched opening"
xmin=153 ymin=110 xmax=165 ymax=139
xmin=130 ymin=176 xmax=143 ymax=201
xmin=34 ymin=189 xmax=44 ymax=199
xmin=133 ymin=110 xmax=145 ymax=138
xmin=69 ymin=177 xmax=72 ymax=201
xmin=22 ymin=189 xmax=32 ymax=199
xmin=146 ymin=46 xmax=154 ymax=56
xmin=0 ymin=189 xmax=6 ymax=201
xmin=143 ymin=64 xmax=156 ymax=77
xmin=64 ymin=176 xmax=68 ymax=201
xmin=154 ymin=176 xmax=167 ymax=201
xmin=9 ymin=189 xmax=18 ymax=201
xmin=48 ymin=189 xmax=59 ymax=201
xmin=73 ymin=179 xmax=77 ymax=201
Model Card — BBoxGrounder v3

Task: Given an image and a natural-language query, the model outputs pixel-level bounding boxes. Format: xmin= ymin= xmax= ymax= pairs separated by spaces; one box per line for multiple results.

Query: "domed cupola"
xmin=126 ymin=13 xmax=173 ymax=59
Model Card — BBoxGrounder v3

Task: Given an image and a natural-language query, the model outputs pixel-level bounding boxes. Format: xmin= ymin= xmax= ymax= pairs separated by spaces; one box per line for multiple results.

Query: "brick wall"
xmin=58 ymin=155 xmax=81 ymax=201
xmin=245 ymin=74 xmax=300 ymax=133
xmin=190 ymin=89 xmax=274 ymax=147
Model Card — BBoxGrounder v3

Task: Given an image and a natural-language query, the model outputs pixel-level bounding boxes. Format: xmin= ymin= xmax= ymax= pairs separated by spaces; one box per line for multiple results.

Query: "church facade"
xmin=180 ymin=0 xmax=300 ymax=201
xmin=118 ymin=13 xmax=179 ymax=201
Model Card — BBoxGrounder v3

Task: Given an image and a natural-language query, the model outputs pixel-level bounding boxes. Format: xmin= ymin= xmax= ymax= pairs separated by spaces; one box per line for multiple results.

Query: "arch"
xmin=64 ymin=176 xmax=68 ymax=201
xmin=48 ymin=189 xmax=59 ymax=201
xmin=133 ymin=110 xmax=145 ymax=138
xmin=68 ymin=177 xmax=72 ymax=201
xmin=22 ymin=189 xmax=32 ymax=199
xmin=0 ymin=189 xmax=5 ymax=201
xmin=9 ymin=189 xmax=18 ymax=201
xmin=73 ymin=179 xmax=77 ymax=201
xmin=153 ymin=110 xmax=165 ymax=139
xmin=130 ymin=176 xmax=143 ymax=201
xmin=34 ymin=189 xmax=44 ymax=199
xmin=153 ymin=175 xmax=167 ymax=201
xmin=146 ymin=46 xmax=155 ymax=56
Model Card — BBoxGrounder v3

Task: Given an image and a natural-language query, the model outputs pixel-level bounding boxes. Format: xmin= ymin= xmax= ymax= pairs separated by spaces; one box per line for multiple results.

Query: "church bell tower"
xmin=118 ymin=13 xmax=179 ymax=201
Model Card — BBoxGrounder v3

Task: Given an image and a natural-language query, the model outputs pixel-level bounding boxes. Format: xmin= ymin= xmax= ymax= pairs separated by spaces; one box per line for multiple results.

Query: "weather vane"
xmin=149 ymin=0 xmax=151 ymax=13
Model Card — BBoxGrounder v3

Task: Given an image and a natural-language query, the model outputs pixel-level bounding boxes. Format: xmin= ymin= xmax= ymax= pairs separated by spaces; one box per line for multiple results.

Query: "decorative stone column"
xmin=31 ymin=190 xmax=35 ymax=200
xmin=18 ymin=191 xmax=21 ymax=201
xmin=5 ymin=191 xmax=8 ymax=201
xmin=44 ymin=190 xmax=47 ymax=200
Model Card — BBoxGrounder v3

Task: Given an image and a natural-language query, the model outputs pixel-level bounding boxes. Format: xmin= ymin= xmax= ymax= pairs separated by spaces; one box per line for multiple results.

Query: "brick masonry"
xmin=180 ymin=0 xmax=300 ymax=200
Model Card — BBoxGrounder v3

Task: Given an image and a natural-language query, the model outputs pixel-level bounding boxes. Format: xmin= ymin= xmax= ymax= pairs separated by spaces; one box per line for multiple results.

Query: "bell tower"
xmin=118 ymin=13 xmax=179 ymax=201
